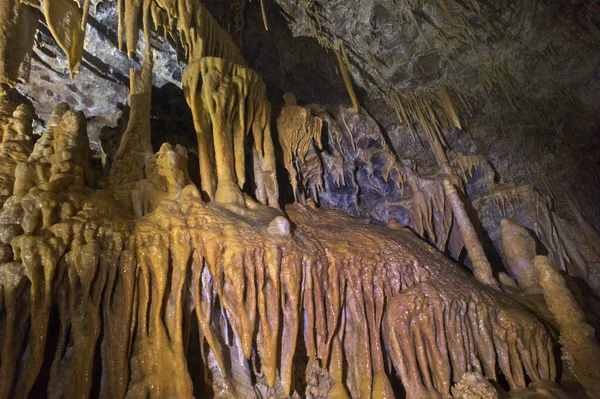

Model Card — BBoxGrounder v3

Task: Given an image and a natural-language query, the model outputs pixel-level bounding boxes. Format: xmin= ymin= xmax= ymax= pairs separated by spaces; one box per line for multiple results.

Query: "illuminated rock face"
xmin=0 ymin=1 xmax=599 ymax=399
xmin=0 ymin=101 xmax=556 ymax=396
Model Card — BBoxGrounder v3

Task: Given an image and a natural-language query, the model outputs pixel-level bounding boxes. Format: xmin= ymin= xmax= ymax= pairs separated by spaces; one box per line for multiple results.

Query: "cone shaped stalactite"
xmin=41 ymin=0 xmax=86 ymax=77
xmin=390 ymin=88 xmax=465 ymax=165
xmin=336 ymin=42 xmax=360 ymax=112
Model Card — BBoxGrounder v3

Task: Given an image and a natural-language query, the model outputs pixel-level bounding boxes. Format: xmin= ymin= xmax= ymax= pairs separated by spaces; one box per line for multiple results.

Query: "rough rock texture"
xmin=451 ymin=372 xmax=499 ymax=399
xmin=272 ymin=0 xmax=600 ymax=229
xmin=0 ymin=1 xmax=599 ymax=398
xmin=12 ymin=2 xmax=181 ymax=155
xmin=0 ymin=91 xmax=558 ymax=398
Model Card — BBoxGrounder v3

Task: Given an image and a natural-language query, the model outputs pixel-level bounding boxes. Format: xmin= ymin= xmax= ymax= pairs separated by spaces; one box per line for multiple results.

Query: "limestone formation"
xmin=0 ymin=94 xmax=33 ymax=204
xmin=184 ymin=56 xmax=278 ymax=207
xmin=42 ymin=0 xmax=86 ymax=77
xmin=443 ymin=179 xmax=499 ymax=289
xmin=501 ymin=219 xmax=538 ymax=288
xmin=277 ymin=92 xmax=324 ymax=203
xmin=536 ymin=255 xmax=600 ymax=398
xmin=451 ymin=372 xmax=499 ymax=399
xmin=0 ymin=0 xmax=38 ymax=85
xmin=0 ymin=2 xmax=598 ymax=399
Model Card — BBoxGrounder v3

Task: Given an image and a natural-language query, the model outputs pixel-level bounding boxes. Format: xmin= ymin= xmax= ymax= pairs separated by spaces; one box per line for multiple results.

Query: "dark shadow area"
xmin=150 ymin=83 xmax=200 ymax=188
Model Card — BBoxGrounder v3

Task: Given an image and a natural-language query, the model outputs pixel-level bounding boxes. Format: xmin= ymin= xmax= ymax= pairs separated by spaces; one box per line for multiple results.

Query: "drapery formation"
xmin=1 ymin=2 xmax=596 ymax=398
xmin=0 ymin=95 xmax=556 ymax=396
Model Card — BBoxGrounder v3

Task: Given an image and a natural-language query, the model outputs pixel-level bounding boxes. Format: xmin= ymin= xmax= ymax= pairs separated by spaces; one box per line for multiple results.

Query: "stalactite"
xmin=124 ymin=0 xmax=143 ymax=57
xmin=42 ymin=0 xmax=86 ymax=77
xmin=0 ymin=3 xmax=584 ymax=398
xmin=391 ymin=175 xmax=455 ymax=252
xmin=438 ymin=87 xmax=462 ymax=130
xmin=443 ymin=179 xmax=499 ymax=289
xmin=389 ymin=88 xmax=469 ymax=168
xmin=567 ymin=192 xmax=600 ymax=255
xmin=452 ymin=153 xmax=494 ymax=188
xmin=175 ymin=0 xmax=246 ymax=65
xmin=277 ymin=92 xmax=324 ymax=204
xmin=0 ymin=98 xmax=561 ymax=399
xmin=439 ymin=0 xmax=456 ymax=24
xmin=535 ymin=255 xmax=600 ymax=398
xmin=259 ymin=0 xmax=269 ymax=31
xmin=231 ymin=0 xmax=248 ymax=46
xmin=336 ymin=42 xmax=360 ymax=112
xmin=0 ymin=0 xmax=38 ymax=86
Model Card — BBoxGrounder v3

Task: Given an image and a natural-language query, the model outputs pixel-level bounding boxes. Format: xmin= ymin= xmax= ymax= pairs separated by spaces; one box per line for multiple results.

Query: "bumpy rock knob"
xmin=268 ymin=216 xmax=291 ymax=236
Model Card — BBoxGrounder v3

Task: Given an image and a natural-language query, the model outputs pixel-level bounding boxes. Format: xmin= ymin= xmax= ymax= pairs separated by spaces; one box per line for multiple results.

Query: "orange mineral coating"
xmin=0 ymin=3 xmax=580 ymax=399
xmin=277 ymin=92 xmax=324 ymax=203
xmin=0 ymin=113 xmax=559 ymax=397
xmin=42 ymin=0 xmax=86 ymax=77
xmin=108 ymin=54 xmax=154 ymax=187
xmin=183 ymin=56 xmax=278 ymax=208
xmin=0 ymin=0 xmax=38 ymax=86
xmin=0 ymin=94 xmax=33 ymax=205
xmin=535 ymin=255 xmax=600 ymax=398
xmin=501 ymin=219 xmax=538 ymax=288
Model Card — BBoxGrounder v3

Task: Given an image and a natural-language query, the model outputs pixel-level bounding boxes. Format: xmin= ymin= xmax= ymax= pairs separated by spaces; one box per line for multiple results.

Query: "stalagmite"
xmin=501 ymin=219 xmax=538 ymax=288
xmin=535 ymin=255 xmax=600 ymax=398
xmin=108 ymin=55 xmax=154 ymax=186
xmin=277 ymin=92 xmax=324 ymax=203
xmin=443 ymin=179 xmax=499 ymax=288
xmin=0 ymin=95 xmax=33 ymax=204
xmin=451 ymin=372 xmax=499 ymax=399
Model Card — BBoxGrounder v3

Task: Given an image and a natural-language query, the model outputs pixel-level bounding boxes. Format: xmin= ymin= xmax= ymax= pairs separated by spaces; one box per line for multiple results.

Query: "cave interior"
xmin=0 ymin=0 xmax=599 ymax=398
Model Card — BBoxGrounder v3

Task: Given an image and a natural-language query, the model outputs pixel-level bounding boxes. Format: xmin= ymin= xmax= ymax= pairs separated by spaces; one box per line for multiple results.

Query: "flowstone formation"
xmin=0 ymin=1 xmax=599 ymax=399
xmin=0 ymin=89 xmax=559 ymax=396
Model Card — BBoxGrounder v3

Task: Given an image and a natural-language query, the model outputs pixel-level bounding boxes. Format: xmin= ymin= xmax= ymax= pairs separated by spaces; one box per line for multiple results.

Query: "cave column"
xmin=443 ymin=179 xmax=499 ymax=289
xmin=201 ymin=60 xmax=245 ymax=205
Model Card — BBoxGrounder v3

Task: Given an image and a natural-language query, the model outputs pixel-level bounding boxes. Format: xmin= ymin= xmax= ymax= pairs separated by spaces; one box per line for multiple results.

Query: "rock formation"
xmin=0 ymin=1 xmax=598 ymax=399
